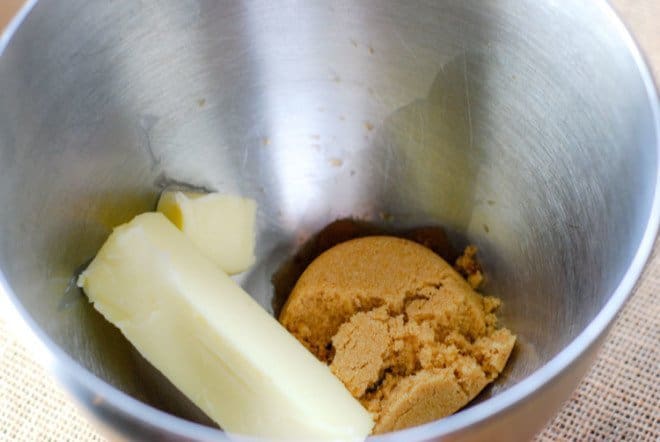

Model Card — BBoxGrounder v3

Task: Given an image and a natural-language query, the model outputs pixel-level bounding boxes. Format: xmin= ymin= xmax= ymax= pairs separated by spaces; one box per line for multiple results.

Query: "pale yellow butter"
xmin=77 ymin=213 xmax=374 ymax=440
xmin=157 ymin=191 xmax=256 ymax=274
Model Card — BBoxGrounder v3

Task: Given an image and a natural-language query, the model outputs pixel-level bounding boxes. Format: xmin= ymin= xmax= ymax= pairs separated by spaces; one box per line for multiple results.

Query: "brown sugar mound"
xmin=279 ymin=236 xmax=515 ymax=433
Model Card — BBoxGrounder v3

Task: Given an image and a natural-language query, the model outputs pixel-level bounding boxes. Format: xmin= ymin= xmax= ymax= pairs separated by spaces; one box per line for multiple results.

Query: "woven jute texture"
xmin=0 ymin=0 xmax=659 ymax=441
xmin=0 ymin=320 xmax=104 ymax=441
xmin=535 ymin=241 xmax=660 ymax=441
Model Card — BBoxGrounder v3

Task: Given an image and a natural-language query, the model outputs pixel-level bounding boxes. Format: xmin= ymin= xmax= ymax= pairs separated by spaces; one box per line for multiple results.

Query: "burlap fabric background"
xmin=0 ymin=0 xmax=658 ymax=440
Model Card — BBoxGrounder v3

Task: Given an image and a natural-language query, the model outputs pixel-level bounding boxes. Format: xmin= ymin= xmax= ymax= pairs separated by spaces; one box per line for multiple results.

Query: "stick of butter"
xmin=77 ymin=213 xmax=374 ymax=440
xmin=157 ymin=191 xmax=256 ymax=274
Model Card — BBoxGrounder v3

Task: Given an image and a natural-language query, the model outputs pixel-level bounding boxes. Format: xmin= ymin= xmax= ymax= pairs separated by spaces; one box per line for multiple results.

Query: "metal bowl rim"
xmin=0 ymin=0 xmax=658 ymax=440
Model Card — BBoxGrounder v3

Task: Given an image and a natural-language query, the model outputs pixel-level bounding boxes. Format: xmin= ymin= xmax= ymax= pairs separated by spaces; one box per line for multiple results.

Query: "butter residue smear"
xmin=77 ymin=193 xmax=374 ymax=441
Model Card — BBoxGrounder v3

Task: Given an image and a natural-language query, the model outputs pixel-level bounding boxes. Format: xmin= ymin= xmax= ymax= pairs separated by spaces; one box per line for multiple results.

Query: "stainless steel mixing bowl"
xmin=0 ymin=0 xmax=658 ymax=440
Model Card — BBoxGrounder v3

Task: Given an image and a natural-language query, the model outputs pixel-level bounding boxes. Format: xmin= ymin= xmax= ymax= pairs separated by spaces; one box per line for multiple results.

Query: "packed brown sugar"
xmin=279 ymin=236 xmax=515 ymax=433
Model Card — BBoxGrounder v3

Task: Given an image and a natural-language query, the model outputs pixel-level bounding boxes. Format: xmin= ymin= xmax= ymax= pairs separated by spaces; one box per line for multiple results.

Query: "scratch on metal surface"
xmin=395 ymin=28 xmax=418 ymax=64
xmin=382 ymin=141 xmax=394 ymax=180
xmin=463 ymin=54 xmax=474 ymax=150
xmin=139 ymin=115 xmax=161 ymax=169
xmin=240 ymin=144 xmax=250 ymax=171
xmin=417 ymin=104 xmax=425 ymax=145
